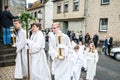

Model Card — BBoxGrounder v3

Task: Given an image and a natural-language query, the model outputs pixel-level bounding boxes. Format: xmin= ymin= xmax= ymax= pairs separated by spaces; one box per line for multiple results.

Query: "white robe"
xmin=69 ymin=41 xmax=76 ymax=53
xmin=86 ymin=50 xmax=99 ymax=80
xmin=49 ymin=33 xmax=72 ymax=80
xmin=71 ymin=51 xmax=84 ymax=80
xmin=14 ymin=29 xmax=27 ymax=79
xmin=27 ymin=31 xmax=51 ymax=80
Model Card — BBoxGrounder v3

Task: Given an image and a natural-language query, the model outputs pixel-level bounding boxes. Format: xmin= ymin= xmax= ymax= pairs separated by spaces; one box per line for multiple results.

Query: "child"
xmin=71 ymin=45 xmax=84 ymax=80
xmin=85 ymin=42 xmax=99 ymax=80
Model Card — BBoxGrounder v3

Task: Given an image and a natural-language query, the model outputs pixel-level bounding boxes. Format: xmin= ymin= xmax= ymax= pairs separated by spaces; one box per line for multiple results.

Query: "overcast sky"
xmin=27 ymin=0 xmax=38 ymax=3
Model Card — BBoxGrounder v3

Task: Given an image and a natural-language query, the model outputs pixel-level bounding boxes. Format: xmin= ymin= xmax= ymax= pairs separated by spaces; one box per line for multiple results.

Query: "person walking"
xmin=13 ymin=19 xmax=27 ymax=79
xmin=0 ymin=5 xmax=19 ymax=46
xmin=26 ymin=23 xmax=51 ymax=80
xmin=85 ymin=42 xmax=99 ymax=80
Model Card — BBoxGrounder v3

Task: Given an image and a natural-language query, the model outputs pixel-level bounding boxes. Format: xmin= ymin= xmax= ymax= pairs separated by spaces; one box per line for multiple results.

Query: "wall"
xmin=86 ymin=0 xmax=120 ymax=42
xmin=45 ymin=0 xmax=53 ymax=28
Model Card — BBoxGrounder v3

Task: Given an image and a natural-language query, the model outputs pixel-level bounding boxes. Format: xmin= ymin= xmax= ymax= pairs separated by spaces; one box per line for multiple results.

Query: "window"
xmin=73 ymin=0 xmax=79 ymax=11
xmin=64 ymin=1 xmax=69 ymax=12
xmin=34 ymin=12 xmax=37 ymax=18
xmin=57 ymin=3 xmax=61 ymax=14
xmin=101 ymin=0 xmax=110 ymax=5
xmin=99 ymin=18 xmax=108 ymax=32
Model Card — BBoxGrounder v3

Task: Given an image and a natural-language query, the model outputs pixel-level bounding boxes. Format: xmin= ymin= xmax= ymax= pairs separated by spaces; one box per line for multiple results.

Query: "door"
xmin=62 ymin=21 xmax=68 ymax=33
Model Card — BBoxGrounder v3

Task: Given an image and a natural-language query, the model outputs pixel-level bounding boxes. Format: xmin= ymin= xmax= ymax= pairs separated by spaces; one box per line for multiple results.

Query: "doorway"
xmin=62 ymin=21 xmax=68 ymax=33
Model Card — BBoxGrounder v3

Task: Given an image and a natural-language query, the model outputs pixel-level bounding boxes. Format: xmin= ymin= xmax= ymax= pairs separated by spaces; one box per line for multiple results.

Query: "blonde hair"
xmin=88 ymin=42 xmax=96 ymax=53
xmin=52 ymin=22 xmax=60 ymax=27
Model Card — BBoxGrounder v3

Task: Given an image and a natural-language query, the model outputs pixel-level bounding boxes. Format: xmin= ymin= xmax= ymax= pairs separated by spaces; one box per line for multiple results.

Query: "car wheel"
xmin=115 ymin=52 xmax=120 ymax=61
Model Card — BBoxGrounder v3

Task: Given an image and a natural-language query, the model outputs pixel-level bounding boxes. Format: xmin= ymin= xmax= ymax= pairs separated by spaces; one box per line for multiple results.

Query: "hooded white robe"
xmin=27 ymin=31 xmax=51 ymax=80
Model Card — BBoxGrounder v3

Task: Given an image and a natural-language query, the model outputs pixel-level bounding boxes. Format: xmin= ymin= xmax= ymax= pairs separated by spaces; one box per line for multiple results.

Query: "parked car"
xmin=110 ymin=47 xmax=120 ymax=61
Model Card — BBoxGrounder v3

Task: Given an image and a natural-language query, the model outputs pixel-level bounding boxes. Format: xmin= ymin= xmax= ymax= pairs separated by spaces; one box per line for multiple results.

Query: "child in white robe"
xmin=86 ymin=42 xmax=99 ymax=80
xmin=26 ymin=23 xmax=51 ymax=80
xmin=71 ymin=45 xmax=84 ymax=80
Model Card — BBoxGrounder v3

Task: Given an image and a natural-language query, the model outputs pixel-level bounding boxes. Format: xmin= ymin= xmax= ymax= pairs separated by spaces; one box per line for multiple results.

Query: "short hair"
xmin=5 ymin=5 xmax=9 ymax=10
xmin=32 ymin=23 xmax=41 ymax=30
xmin=52 ymin=22 xmax=60 ymax=27
xmin=13 ymin=19 xmax=22 ymax=23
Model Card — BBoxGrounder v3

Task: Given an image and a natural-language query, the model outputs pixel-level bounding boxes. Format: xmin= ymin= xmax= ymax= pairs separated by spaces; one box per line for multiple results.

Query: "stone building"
xmin=27 ymin=0 xmax=53 ymax=29
xmin=53 ymin=0 xmax=120 ymax=42
xmin=0 ymin=0 xmax=25 ymax=15
xmin=53 ymin=0 xmax=86 ymax=34
xmin=86 ymin=0 xmax=120 ymax=42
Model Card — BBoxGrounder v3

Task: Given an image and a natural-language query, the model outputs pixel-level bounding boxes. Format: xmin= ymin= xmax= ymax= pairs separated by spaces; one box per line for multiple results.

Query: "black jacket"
xmin=107 ymin=37 xmax=113 ymax=47
xmin=0 ymin=10 xmax=18 ymax=27
xmin=93 ymin=35 xmax=99 ymax=43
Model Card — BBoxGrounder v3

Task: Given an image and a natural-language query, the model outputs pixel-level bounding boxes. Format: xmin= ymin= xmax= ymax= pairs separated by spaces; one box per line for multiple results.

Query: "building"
xmin=45 ymin=0 xmax=53 ymax=28
xmin=53 ymin=0 xmax=120 ymax=42
xmin=53 ymin=0 xmax=86 ymax=34
xmin=27 ymin=0 xmax=53 ymax=29
xmin=0 ymin=0 xmax=25 ymax=15
xmin=86 ymin=0 xmax=120 ymax=42
xmin=27 ymin=1 xmax=45 ymax=29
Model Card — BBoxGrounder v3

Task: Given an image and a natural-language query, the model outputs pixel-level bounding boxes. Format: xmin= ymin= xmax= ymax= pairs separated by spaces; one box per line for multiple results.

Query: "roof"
xmin=27 ymin=0 xmax=49 ymax=11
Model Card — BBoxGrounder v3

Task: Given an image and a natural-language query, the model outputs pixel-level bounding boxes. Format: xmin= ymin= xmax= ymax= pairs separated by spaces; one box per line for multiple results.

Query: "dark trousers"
xmin=108 ymin=45 xmax=111 ymax=55
xmin=94 ymin=42 xmax=98 ymax=48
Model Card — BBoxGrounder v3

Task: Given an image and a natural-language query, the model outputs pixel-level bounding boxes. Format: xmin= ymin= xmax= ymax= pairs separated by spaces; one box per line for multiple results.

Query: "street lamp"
xmin=37 ymin=11 xmax=43 ymax=20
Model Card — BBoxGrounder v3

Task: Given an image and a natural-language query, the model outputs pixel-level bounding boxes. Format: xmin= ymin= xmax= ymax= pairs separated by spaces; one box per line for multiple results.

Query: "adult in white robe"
xmin=27 ymin=30 xmax=51 ymax=80
xmin=48 ymin=31 xmax=56 ymax=75
xmin=86 ymin=50 xmax=99 ymax=80
xmin=14 ymin=20 xmax=27 ymax=79
xmin=49 ymin=22 xmax=72 ymax=80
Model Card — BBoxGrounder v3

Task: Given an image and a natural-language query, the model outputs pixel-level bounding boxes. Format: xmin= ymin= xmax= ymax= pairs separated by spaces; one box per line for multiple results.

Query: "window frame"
xmin=57 ymin=3 xmax=62 ymax=14
xmin=99 ymin=18 xmax=108 ymax=32
xmin=64 ymin=1 xmax=69 ymax=13
xmin=101 ymin=0 xmax=110 ymax=5
xmin=73 ymin=0 xmax=79 ymax=11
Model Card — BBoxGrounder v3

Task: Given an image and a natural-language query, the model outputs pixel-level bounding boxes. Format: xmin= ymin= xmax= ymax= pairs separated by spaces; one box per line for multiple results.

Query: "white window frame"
xmin=99 ymin=18 xmax=108 ymax=32
xmin=101 ymin=0 xmax=110 ymax=5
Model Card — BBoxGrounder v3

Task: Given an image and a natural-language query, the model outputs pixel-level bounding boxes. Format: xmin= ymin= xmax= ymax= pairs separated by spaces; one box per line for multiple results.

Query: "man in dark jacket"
xmin=0 ymin=6 xmax=19 ymax=46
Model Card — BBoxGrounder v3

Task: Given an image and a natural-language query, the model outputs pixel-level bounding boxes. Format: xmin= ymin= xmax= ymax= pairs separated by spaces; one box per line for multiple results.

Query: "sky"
xmin=27 ymin=0 xmax=38 ymax=3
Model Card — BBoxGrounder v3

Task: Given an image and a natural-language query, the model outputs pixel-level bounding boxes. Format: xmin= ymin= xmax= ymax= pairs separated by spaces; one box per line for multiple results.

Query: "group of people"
xmin=102 ymin=34 xmax=113 ymax=55
xmin=66 ymin=30 xmax=99 ymax=48
xmin=13 ymin=20 xmax=99 ymax=80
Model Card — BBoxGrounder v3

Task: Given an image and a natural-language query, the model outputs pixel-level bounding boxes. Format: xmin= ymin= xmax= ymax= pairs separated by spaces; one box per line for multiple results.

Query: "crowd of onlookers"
xmin=65 ymin=30 xmax=113 ymax=56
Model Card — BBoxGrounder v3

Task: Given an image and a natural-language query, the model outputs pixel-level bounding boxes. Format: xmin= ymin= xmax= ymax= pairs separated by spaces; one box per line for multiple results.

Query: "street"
xmin=0 ymin=51 xmax=120 ymax=80
xmin=95 ymin=54 xmax=120 ymax=80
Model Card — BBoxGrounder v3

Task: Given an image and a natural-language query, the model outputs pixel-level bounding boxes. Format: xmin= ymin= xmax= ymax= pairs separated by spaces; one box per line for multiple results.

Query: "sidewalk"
xmin=0 ymin=66 xmax=14 ymax=80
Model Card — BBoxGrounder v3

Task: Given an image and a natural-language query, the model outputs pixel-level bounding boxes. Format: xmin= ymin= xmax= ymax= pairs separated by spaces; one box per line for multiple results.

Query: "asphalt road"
xmin=95 ymin=54 xmax=120 ymax=80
